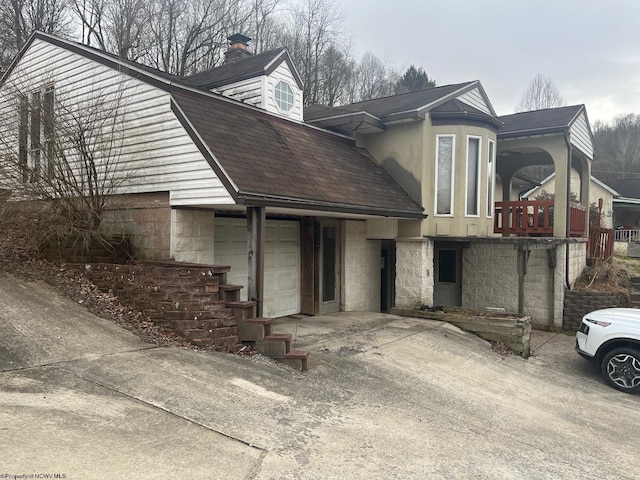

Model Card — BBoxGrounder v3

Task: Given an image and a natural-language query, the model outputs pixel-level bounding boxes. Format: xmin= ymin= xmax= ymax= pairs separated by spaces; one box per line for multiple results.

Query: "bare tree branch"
xmin=516 ymin=74 xmax=566 ymax=112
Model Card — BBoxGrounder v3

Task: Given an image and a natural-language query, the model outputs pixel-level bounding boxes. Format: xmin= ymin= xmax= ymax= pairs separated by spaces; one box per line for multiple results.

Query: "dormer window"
xmin=274 ymin=80 xmax=294 ymax=112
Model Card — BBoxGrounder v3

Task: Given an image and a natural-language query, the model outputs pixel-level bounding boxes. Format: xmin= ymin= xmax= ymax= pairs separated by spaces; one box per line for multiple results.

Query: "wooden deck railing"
xmin=494 ymin=200 xmax=586 ymax=237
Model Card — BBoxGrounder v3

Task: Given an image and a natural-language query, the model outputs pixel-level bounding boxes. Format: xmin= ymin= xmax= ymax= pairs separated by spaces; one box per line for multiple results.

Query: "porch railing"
xmin=614 ymin=229 xmax=640 ymax=242
xmin=494 ymin=200 xmax=586 ymax=237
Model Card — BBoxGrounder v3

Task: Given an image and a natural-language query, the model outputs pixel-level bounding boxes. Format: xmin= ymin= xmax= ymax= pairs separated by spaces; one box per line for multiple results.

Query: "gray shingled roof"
xmin=609 ymin=178 xmax=640 ymax=199
xmin=497 ymin=105 xmax=584 ymax=138
xmin=305 ymin=82 xmax=476 ymax=122
xmin=183 ymin=48 xmax=297 ymax=89
xmin=171 ymin=88 xmax=424 ymax=217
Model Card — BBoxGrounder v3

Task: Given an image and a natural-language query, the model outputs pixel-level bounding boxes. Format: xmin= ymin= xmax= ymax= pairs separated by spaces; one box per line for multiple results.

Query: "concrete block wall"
xmin=563 ymin=290 xmax=628 ymax=331
xmin=395 ymin=239 xmax=433 ymax=308
xmin=343 ymin=220 xmax=381 ymax=311
xmin=102 ymin=193 xmax=171 ymax=260
xmin=171 ymin=209 xmax=215 ymax=264
xmin=462 ymin=239 xmax=587 ymax=329
xmin=567 ymin=241 xmax=587 ymax=286
xmin=462 ymin=242 xmax=519 ymax=314
xmin=523 ymin=248 xmax=560 ymax=329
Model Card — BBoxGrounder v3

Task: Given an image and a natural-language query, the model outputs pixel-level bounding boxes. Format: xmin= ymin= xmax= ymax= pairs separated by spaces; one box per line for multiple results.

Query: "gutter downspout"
xmin=564 ymin=132 xmax=572 ymax=290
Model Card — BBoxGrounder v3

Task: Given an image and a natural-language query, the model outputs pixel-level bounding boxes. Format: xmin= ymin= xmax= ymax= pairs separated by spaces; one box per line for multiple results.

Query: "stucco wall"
xmin=395 ymin=239 xmax=433 ymax=308
xmin=424 ymin=124 xmax=498 ymax=238
xmin=360 ymin=122 xmax=424 ymax=205
xmin=170 ymin=209 xmax=215 ymax=264
xmin=343 ymin=220 xmax=380 ymax=311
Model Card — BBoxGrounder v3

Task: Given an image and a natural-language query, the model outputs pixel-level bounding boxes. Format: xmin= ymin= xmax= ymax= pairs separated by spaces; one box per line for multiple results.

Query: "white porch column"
xmin=395 ymin=238 xmax=433 ymax=308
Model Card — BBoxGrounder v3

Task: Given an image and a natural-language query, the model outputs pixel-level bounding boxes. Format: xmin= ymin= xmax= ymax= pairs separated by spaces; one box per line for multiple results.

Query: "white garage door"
xmin=214 ymin=217 xmax=301 ymax=318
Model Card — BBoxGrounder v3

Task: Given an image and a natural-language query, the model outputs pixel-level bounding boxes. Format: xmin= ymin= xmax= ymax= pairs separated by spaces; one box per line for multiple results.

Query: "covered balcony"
xmin=496 ymin=105 xmax=593 ymax=238
xmin=494 ymin=199 xmax=586 ymax=236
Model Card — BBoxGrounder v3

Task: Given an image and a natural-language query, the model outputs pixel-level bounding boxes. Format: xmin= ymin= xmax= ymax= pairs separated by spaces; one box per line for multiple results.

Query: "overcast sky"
xmin=336 ymin=0 xmax=640 ymax=124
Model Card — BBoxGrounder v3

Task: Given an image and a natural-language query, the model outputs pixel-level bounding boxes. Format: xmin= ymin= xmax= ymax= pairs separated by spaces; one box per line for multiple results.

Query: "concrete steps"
xmin=233 ymin=307 xmax=309 ymax=371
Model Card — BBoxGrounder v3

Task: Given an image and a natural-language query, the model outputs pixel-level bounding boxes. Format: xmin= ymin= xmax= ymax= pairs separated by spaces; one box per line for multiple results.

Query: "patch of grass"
xmin=614 ymin=254 xmax=640 ymax=278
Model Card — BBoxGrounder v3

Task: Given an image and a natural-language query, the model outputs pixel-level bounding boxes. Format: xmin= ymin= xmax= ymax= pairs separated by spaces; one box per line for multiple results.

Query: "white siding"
xmin=570 ymin=111 xmax=594 ymax=159
xmin=0 ymin=38 xmax=234 ymax=207
xmin=264 ymin=62 xmax=303 ymax=122
xmin=212 ymin=77 xmax=263 ymax=108
xmin=457 ymin=87 xmax=492 ymax=115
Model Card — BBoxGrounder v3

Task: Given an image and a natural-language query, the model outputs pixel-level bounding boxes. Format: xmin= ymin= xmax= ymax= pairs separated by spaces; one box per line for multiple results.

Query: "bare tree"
xmin=0 ymin=74 xmax=130 ymax=250
xmin=274 ymin=0 xmax=345 ymax=105
xmin=350 ymin=51 xmax=395 ymax=102
xmin=318 ymin=44 xmax=352 ymax=106
xmin=70 ymin=0 xmax=107 ymax=49
xmin=0 ymin=0 xmax=71 ymax=68
xmin=516 ymin=74 xmax=566 ymax=112
xmin=145 ymin=0 xmax=249 ymax=76
xmin=593 ymin=114 xmax=640 ymax=181
xmin=249 ymin=0 xmax=281 ymax=54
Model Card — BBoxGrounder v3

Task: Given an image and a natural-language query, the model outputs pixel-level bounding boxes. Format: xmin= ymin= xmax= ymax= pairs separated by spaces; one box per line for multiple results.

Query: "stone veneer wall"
xmin=343 ymin=220 xmax=381 ymax=311
xmin=170 ymin=209 xmax=215 ymax=264
xmin=395 ymin=239 xmax=433 ymax=308
xmin=102 ymin=192 xmax=171 ymax=260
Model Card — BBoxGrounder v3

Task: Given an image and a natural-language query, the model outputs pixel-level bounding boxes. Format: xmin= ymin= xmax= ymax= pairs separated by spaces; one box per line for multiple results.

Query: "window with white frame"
xmin=487 ymin=139 xmax=495 ymax=218
xmin=435 ymin=135 xmax=455 ymax=215
xmin=465 ymin=136 xmax=481 ymax=216
xmin=18 ymin=84 xmax=55 ymax=182
xmin=274 ymin=80 xmax=294 ymax=112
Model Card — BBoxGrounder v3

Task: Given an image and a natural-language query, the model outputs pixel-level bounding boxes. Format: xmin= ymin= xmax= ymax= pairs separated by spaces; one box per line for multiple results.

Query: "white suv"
xmin=576 ymin=308 xmax=640 ymax=394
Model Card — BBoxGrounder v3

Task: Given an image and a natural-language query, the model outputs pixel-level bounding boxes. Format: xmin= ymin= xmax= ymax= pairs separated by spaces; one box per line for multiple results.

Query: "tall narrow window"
xmin=43 ymin=85 xmax=55 ymax=177
xmin=18 ymin=95 xmax=29 ymax=183
xmin=487 ymin=139 xmax=495 ymax=218
xmin=435 ymin=135 xmax=455 ymax=215
xmin=466 ymin=136 xmax=481 ymax=216
xmin=29 ymin=91 xmax=41 ymax=180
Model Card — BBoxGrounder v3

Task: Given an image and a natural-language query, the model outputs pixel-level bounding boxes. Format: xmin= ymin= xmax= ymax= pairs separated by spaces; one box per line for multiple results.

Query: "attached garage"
xmin=214 ymin=216 xmax=301 ymax=317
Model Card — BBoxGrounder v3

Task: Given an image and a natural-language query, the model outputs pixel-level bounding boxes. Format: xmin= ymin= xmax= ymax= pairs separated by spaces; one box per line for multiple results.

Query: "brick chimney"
xmin=224 ymin=33 xmax=253 ymax=64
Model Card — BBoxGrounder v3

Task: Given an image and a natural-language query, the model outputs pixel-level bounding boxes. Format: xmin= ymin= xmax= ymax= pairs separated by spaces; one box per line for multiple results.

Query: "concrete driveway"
xmin=1 ymin=274 xmax=638 ymax=479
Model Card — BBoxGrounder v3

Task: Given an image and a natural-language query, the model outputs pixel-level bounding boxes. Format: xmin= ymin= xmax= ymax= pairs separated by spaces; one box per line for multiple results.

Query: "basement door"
xmin=214 ymin=217 xmax=301 ymax=317
xmin=434 ymin=244 xmax=462 ymax=307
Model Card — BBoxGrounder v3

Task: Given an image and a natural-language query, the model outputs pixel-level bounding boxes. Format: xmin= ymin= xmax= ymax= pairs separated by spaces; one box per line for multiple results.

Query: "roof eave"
xmin=498 ymin=126 xmax=568 ymax=140
xmin=430 ymin=111 xmax=503 ymax=128
xmin=308 ymin=111 xmax=386 ymax=132
xmin=237 ymin=192 xmax=426 ymax=219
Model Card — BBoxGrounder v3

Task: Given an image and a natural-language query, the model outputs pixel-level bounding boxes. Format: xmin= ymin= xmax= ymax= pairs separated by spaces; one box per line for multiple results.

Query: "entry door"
xmin=319 ymin=221 xmax=340 ymax=314
xmin=434 ymin=246 xmax=462 ymax=306
xmin=381 ymin=241 xmax=396 ymax=312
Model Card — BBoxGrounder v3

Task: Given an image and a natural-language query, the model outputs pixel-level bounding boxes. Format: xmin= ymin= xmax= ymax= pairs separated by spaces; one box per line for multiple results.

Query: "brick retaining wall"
xmin=82 ymin=262 xmax=239 ymax=350
xmin=563 ymin=290 xmax=629 ymax=332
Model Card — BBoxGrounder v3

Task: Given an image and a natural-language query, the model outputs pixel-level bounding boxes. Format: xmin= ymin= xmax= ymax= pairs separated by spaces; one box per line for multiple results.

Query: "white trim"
xmin=434 ymin=134 xmax=456 ymax=217
xmin=465 ymin=135 xmax=482 ymax=218
xmin=486 ymin=139 xmax=495 ymax=218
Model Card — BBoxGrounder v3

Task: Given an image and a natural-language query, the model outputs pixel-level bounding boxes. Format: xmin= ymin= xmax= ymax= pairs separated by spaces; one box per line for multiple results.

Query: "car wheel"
xmin=601 ymin=347 xmax=640 ymax=394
